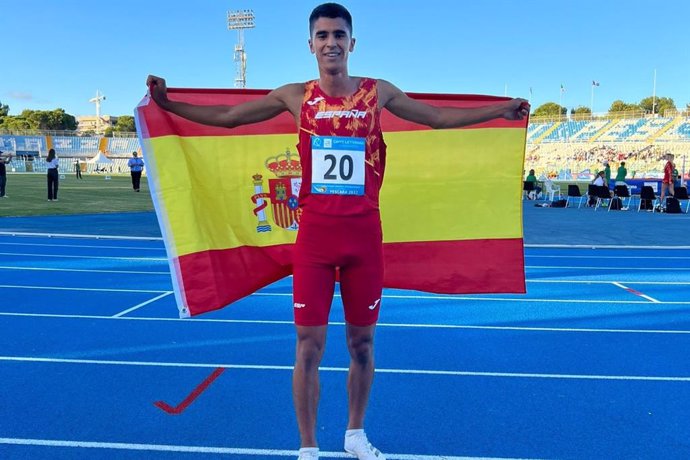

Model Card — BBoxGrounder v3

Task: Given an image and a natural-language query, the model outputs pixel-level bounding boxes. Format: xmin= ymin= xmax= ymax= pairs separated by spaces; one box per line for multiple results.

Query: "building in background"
xmin=76 ymin=115 xmax=118 ymax=134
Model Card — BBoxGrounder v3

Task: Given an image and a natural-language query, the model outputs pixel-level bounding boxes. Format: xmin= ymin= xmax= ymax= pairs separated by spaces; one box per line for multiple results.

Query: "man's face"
xmin=309 ymin=17 xmax=355 ymax=73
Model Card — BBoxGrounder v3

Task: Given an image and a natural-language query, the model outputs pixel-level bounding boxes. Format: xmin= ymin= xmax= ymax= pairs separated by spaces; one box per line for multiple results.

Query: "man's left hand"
xmin=504 ymin=98 xmax=530 ymax=120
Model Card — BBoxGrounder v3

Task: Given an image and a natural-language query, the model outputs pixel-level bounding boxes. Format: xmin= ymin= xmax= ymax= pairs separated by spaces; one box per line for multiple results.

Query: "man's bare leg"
xmin=293 ymin=325 xmax=328 ymax=448
xmin=345 ymin=323 xmax=376 ymax=429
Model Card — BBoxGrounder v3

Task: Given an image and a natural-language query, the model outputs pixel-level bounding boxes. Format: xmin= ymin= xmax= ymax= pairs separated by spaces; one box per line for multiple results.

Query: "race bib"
xmin=311 ymin=136 xmax=365 ymax=195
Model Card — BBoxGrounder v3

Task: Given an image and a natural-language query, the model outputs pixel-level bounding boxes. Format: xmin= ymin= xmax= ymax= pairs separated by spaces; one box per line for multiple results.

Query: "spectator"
xmin=127 ymin=151 xmax=145 ymax=192
xmin=603 ymin=161 xmax=611 ymax=186
xmin=74 ymin=158 xmax=83 ymax=179
xmin=593 ymin=170 xmax=606 ymax=187
xmin=46 ymin=148 xmax=59 ymax=201
xmin=615 ymin=161 xmax=627 ymax=186
xmin=660 ymin=153 xmax=675 ymax=202
xmin=525 ymin=168 xmax=541 ymax=199
xmin=0 ymin=150 xmax=11 ymax=198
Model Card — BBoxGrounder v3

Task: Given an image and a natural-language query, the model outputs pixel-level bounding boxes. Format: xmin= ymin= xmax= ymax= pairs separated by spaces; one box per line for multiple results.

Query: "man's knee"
xmin=347 ymin=329 xmax=374 ymax=365
xmin=295 ymin=328 xmax=327 ymax=368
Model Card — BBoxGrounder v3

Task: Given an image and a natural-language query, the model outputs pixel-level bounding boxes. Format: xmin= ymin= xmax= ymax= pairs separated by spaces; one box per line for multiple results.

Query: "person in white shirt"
xmin=46 ymin=148 xmax=60 ymax=201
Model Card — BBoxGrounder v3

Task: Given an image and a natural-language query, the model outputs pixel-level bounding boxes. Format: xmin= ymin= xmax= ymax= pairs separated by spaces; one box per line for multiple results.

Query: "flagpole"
xmin=590 ymin=83 xmax=594 ymax=114
xmin=652 ymin=69 xmax=657 ymax=116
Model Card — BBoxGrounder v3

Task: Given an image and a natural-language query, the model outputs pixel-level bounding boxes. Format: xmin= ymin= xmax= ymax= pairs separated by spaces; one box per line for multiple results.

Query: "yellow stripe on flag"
xmin=381 ymin=128 xmax=525 ymax=242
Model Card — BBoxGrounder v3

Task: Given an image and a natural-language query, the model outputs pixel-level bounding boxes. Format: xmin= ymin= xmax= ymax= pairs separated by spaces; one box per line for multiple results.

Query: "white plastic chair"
xmin=544 ymin=180 xmax=562 ymax=201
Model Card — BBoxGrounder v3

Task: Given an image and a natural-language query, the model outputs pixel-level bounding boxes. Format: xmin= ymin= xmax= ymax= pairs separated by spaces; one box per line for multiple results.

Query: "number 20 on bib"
xmin=311 ymin=136 xmax=365 ymax=196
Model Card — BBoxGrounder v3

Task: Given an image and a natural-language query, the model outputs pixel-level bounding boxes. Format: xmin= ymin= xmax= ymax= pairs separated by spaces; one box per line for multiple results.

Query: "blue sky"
xmin=2 ymin=0 xmax=688 ymax=117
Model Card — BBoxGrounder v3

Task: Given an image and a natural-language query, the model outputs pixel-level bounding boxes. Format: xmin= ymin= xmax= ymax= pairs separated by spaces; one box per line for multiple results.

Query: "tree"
xmin=608 ymin=100 xmax=640 ymax=114
xmin=571 ymin=106 xmax=592 ymax=120
xmin=0 ymin=116 xmax=33 ymax=131
xmin=113 ymin=115 xmax=136 ymax=133
xmin=0 ymin=101 xmax=9 ymax=118
xmin=533 ymin=102 xmax=566 ymax=117
xmin=10 ymin=109 xmax=77 ymax=130
xmin=639 ymin=96 xmax=676 ymax=116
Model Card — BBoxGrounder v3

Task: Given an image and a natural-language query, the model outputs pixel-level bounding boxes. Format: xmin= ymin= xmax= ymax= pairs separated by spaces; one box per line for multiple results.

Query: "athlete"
xmin=660 ymin=153 xmax=675 ymax=204
xmin=147 ymin=3 xmax=529 ymax=459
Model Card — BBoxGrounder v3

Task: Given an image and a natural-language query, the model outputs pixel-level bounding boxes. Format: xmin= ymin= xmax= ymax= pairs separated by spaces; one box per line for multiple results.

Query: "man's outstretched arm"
xmin=378 ymin=79 xmax=529 ymax=129
xmin=146 ymin=75 xmax=301 ymax=128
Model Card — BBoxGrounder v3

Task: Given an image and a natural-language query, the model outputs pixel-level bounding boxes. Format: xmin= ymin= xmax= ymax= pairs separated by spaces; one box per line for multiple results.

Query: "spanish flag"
xmin=135 ymin=88 xmax=527 ymax=317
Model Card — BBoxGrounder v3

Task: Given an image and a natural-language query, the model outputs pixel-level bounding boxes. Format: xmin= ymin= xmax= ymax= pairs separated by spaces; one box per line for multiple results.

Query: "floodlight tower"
xmin=227 ymin=9 xmax=255 ymax=88
xmin=89 ymin=90 xmax=106 ymax=134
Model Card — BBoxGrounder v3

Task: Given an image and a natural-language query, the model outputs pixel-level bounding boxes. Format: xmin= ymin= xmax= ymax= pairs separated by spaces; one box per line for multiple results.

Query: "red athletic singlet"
xmin=297 ymin=78 xmax=387 ymax=216
xmin=292 ymin=78 xmax=385 ymax=327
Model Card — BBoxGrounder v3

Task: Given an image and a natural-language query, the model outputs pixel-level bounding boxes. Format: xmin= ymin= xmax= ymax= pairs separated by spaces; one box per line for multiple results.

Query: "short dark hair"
xmin=309 ymin=3 xmax=352 ymax=35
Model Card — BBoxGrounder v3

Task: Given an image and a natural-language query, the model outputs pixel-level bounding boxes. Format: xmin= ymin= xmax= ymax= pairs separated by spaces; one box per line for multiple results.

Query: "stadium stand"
xmin=0 ymin=135 xmax=47 ymax=157
xmin=106 ymin=137 xmax=141 ymax=156
xmin=571 ymin=120 xmax=612 ymax=142
xmin=541 ymin=121 xmax=587 ymax=143
xmin=51 ymin=136 xmax=101 ymax=158
xmin=3 ymin=112 xmax=688 ymax=184
xmin=657 ymin=117 xmax=690 ymax=142
xmin=527 ymin=122 xmax=554 ymax=143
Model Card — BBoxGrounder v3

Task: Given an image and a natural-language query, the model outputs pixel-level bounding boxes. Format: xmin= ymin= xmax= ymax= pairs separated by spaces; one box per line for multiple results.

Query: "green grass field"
xmin=0 ymin=173 xmax=154 ymax=217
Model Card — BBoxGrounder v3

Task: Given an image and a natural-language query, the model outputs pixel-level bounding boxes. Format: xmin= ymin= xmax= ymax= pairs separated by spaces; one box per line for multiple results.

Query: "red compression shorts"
xmin=292 ymin=211 xmax=383 ymax=327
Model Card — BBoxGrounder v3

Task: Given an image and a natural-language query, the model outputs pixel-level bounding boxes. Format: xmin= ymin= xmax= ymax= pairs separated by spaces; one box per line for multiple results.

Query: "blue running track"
xmin=1 ymin=228 xmax=690 ymax=459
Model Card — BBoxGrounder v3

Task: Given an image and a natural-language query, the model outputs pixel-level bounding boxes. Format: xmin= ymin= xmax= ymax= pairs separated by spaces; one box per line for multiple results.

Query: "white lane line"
xmin=250 ymin=292 xmax=690 ymax=305
xmin=0 ymin=266 xmax=169 ymax=275
xmin=0 ymin=438 xmax=528 ymax=460
xmin=528 ymin=280 xmax=690 ymax=285
xmin=526 ymin=265 xmax=690 ymax=271
xmin=4 ymin=311 xmax=690 ymax=335
xmin=0 ymin=284 xmax=685 ymax=304
xmin=0 ymin=242 xmax=165 ymax=251
xmin=0 ymin=252 xmax=167 ymax=261
xmin=525 ymin=244 xmax=690 ymax=250
xmin=0 ymin=231 xmax=163 ymax=241
xmin=0 ymin=285 xmax=168 ymax=294
xmin=112 ymin=292 xmax=174 ymax=317
xmin=526 ymin=254 xmax=690 ymax=260
xmin=2 ymin=356 xmax=690 ymax=382
xmin=611 ymin=282 xmax=661 ymax=303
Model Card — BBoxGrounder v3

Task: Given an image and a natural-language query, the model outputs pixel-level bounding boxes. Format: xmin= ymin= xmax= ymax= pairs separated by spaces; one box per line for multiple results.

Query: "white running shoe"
xmin=297 ymin=448 xmax=319 ymax=460
xmin=344 ymin=431 xmax=386 ymax=459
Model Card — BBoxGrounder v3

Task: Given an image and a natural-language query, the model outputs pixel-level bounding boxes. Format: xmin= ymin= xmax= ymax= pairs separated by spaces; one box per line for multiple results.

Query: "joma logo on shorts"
xmin=315 ymin=110 xmax=367 ymax=119
xmin=294 ymin=302 xmax=306 ymax=309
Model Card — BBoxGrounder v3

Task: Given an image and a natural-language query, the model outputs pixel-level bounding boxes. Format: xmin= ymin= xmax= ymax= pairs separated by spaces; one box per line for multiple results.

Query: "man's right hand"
xmin=146 ymin=75 xmax=169 ymax=109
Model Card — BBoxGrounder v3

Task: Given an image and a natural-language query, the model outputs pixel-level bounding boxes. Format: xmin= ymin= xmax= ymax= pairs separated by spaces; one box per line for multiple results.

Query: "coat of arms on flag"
xmin=251 ymin=149 xmax=302 ymax=232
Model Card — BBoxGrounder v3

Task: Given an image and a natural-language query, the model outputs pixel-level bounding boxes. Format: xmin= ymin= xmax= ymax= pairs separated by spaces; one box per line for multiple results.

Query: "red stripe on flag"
xmin=177 ymin=244 xmax=294 ymax=316
xmin=176 ymin=238 xmax=524 ymax=316
xmin=138 ymin=88 xmax=527 ymax=139
xmin=383 ymin=238 xmax=526 ymax=294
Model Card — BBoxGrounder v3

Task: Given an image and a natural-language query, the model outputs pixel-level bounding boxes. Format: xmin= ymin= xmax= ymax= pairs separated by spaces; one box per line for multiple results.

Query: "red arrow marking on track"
xmin=154 ymin=367 xmax=225 ymax=415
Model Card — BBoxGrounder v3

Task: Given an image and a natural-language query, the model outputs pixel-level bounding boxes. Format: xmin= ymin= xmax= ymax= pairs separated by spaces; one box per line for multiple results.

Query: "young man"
xmin=615 ymin=161 xmax=627 ymax=186
xmin=127 ymin=151 xmax=145 ymax=192
xmin=0 ymin=150 xmax=11 ymax=198
xmin=603 ymin=160 xmax=611 ymax=186
xmin=146 ymin=3 xmax=528 ymax=459
xmin=74 ymin=158 xmax=83 ymax=179
xmin=660 ymin=153 xmax=675 ymax=203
